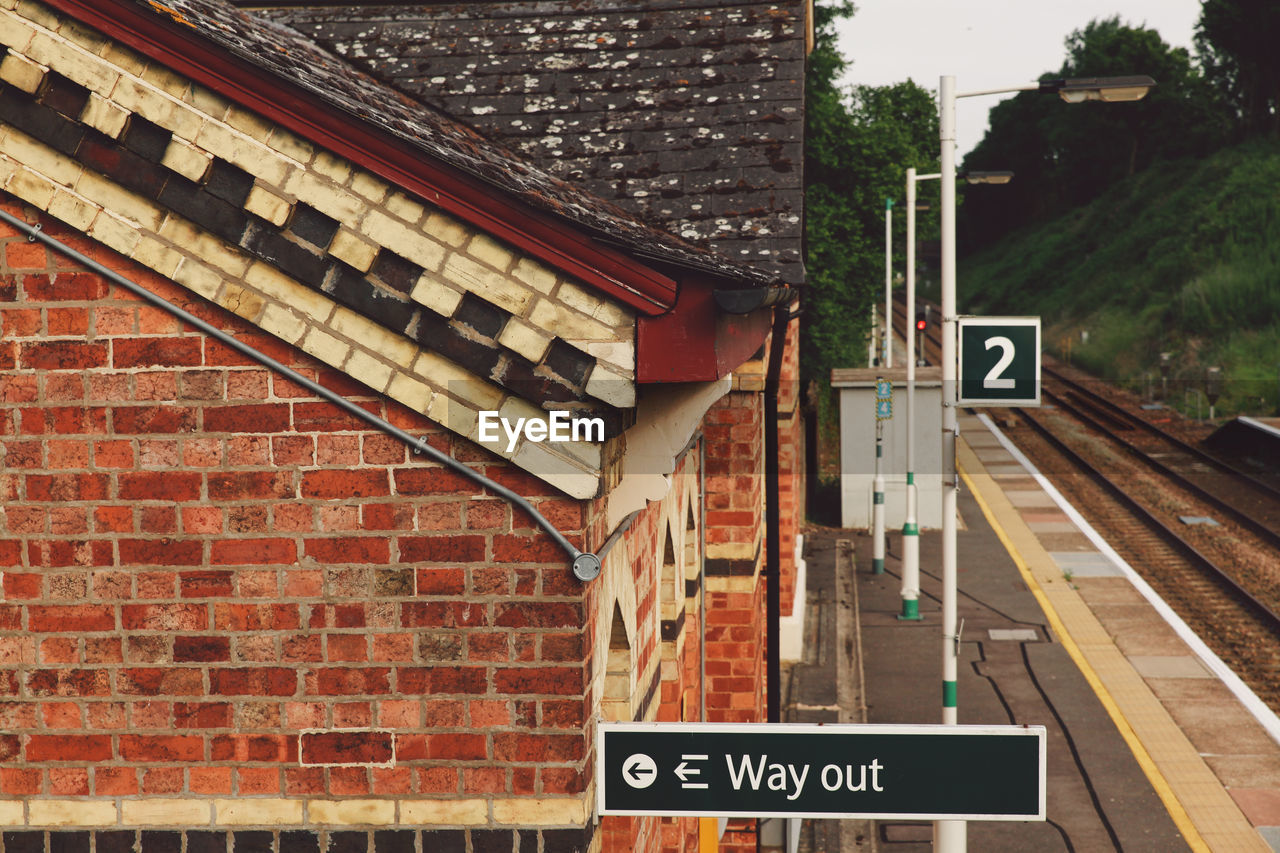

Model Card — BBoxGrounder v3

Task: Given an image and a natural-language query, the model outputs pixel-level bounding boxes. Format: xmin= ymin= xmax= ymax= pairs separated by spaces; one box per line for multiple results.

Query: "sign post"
xmin=598 ymin=722 xmax=1046 ymax=821
xmin=957 ymin=317 xmax=1041 ymax=407
xmin=872 ymin=379 xmax=892 ymax=574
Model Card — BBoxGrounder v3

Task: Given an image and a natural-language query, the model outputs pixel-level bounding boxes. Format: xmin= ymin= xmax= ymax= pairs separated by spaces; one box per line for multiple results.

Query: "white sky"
xmin=834 ymin=1 xmax=1204 ymax=156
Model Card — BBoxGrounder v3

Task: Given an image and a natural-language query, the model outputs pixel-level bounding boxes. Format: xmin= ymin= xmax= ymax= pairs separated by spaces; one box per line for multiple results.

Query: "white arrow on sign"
xmin=623 ymin=753 xmax=657 ymax=789
xmin=675 ymin=754 xmax=708 ymax=789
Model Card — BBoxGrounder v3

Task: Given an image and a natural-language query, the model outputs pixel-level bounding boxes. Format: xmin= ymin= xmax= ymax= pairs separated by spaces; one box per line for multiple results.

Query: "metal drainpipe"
xmin=699 ymin=435 xmax=707 ymax=723
xmin=1 ymin=207 xmax=603 ymax=581
xmin=764 ymin=303 xmax=792 ymax=724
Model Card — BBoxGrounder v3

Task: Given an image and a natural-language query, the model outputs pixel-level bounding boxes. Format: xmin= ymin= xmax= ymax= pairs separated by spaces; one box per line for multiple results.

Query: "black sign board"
xmin=957 ymin=316 xmax=1041 ymax=406
xmin=598 ymin=722 xmax=1045 ymax=820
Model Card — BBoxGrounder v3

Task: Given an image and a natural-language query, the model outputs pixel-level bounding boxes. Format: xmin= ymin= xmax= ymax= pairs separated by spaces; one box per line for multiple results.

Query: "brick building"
xmin=0 ymin=0 xmax=808 ymax=851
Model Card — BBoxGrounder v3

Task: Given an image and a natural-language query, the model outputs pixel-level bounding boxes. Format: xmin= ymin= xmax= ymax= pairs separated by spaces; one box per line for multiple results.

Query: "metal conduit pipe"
xmin=1 ymin=207 xmax=604 ymax=582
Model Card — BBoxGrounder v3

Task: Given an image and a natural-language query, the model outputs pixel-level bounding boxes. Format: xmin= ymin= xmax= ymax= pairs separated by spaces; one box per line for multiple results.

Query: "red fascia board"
xmin=44 ymin=0 xmax=676 ymax=316
xmin=636 ymin=280 xmax=773 ymax=383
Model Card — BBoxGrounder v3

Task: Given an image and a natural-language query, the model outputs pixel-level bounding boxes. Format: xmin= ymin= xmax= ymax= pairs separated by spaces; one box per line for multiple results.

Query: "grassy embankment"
xmin=959 ymin=138 xmax=1280 ymax=419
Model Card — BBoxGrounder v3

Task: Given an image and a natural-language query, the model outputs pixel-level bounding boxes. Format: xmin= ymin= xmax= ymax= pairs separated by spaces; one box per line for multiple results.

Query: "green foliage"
xmin=1196 ymin=0 xmax=1280 ymax=137
xmin=962 ymin=138 xmax=1280 ymax=418
xmin=962 ymin=17 xmax=1231 ymax=251
xmin=803 ymin=2 xmax=938 ymax=389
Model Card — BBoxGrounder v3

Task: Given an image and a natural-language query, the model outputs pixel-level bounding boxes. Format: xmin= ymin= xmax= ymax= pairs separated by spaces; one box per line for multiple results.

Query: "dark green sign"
xmin=598 ymin=722 xmax=1045 ymax=820
xmin=957 ymin=317 xmax=1041 ymax=406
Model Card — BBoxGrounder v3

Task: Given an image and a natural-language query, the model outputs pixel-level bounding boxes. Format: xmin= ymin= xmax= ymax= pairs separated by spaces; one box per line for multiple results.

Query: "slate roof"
xmin=243 ymin=0 xmax=807 ymax=284
xmin=131 ymin=0 xmax=778 ymax=287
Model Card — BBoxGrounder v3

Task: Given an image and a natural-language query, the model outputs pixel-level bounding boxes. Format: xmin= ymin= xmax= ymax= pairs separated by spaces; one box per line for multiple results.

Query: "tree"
xmin=961 ymin=17 xmax=1228 ymax=251
xmin=803 ymin=2 xmax=938 ymax=387
xmin=1196 ymin=0 xmax=1280 ymax=136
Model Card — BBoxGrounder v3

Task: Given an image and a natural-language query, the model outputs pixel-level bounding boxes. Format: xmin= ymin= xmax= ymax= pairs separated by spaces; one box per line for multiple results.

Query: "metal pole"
xmin=884 ymin=198 xmax=894 ymax=368
xmin=872 ymin=414 xmax=885 ymax=574
xmin=935 ymin=74 xmax=966 ymax=853
xmin=900 ymin=169 xmax=921 ymax=620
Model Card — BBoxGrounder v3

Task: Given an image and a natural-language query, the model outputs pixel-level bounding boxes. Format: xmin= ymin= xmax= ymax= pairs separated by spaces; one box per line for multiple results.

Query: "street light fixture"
xmin=934 ymin=72 xmax=1152 ymax=853
xmin=961 ymin=170 xmax=1014 ymax=185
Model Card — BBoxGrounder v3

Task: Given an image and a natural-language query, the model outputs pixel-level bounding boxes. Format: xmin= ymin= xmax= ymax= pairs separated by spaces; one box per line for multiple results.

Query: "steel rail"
xmin=1042 ymin=387 xmax=1280 ymax=552
xmin=1014 ymin=407 xmax=1280 ymax=632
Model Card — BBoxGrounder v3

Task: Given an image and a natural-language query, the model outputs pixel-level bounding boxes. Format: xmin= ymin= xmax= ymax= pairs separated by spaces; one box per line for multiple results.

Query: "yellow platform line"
xmin=957 ymin=440 xmax=1268 ymax=853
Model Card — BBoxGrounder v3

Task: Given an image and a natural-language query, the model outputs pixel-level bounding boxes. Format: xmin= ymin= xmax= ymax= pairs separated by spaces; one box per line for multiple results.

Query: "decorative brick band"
xmin=0 ymin=797 xmax=590 ymax=831
xmin=0 ymin=827 xmax=594 ymax=853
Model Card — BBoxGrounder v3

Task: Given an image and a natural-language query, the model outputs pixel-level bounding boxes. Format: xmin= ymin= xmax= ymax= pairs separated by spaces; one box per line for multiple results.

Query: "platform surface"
xmin=818 ymin=412 xmax=1280 ymax=852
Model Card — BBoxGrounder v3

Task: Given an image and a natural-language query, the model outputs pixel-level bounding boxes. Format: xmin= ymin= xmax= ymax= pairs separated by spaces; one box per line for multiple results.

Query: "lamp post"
xmin=936 ymin=73 xmax=1153 ymax=853
xmin=884 ymin=197 xmax=895 ymax=368
xmin=900 ymin=168 xmax=1011 ymax=622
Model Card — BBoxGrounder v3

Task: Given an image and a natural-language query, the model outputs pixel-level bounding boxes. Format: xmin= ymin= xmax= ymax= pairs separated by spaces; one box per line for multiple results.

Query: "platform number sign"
xmin=957 ymin=317 xmax=1041 ymax=406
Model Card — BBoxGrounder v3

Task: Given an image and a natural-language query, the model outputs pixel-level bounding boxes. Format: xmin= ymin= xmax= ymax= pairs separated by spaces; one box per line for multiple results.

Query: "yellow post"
xmin=698 ymin=817 xmax=719 ymax=852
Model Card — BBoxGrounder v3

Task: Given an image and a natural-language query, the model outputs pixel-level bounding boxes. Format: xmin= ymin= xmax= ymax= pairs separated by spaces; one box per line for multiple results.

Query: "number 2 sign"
xmin=957 ymin=317 xmax=1041 ymax=406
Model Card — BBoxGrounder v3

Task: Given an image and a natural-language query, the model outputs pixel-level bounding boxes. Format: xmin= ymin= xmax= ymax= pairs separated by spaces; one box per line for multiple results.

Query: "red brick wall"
xmin=0 ymin=205 xmax=590 ymax=805
xmin=777 ymin=315 xmax=803 ymax=617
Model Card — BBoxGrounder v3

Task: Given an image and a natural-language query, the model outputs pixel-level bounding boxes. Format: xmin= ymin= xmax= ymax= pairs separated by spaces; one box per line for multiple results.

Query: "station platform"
xmin=792 ymin=412 xmax=1280 ymax=851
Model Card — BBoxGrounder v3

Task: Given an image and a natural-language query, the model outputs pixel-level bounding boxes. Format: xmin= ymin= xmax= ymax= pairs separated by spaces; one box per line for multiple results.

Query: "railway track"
xmin=890 ymin=293 xmax=1280 ymax=711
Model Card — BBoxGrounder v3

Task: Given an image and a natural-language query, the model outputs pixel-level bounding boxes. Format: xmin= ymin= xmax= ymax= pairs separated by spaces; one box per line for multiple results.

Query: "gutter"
xmin=1 ymin=206 xmax=603 ymax=582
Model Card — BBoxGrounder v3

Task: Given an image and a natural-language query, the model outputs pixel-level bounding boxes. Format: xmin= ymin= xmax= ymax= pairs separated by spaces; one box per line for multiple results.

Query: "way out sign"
xmin=957 ymin=316 xmax=1041 ymax=406
xmin=598 ymin=722 xmax=1046 ymax=821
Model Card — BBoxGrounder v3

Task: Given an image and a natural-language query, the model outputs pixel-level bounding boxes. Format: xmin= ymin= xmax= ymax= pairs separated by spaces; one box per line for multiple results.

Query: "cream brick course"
xmin=6 ymin=165 xmax=56 ymax=209
xmin=194 ymin=120 xmax=290 ymax=186
xmin=425 ymin=211 xmax=469 ymax=248
xmin=74 ymin=169 xmax=164 ymax=230
xmin=86 ymin=209 xmax=141 ymax=257
xmin=586 ymin=362 xmax=635 ymax=409
xmin=159 ymin=217 xmax=250 ymax=278
xmin=307 ymin=800 xmax=395 ymax=826
xmin=398 ymin=799 xmax=488 ymax=826
xmin=222 ymin=104 xmax=277 ymax=144
xmin=466 ymin=233 xmax=515 ymax=272
xmin=510 ymin=256 xmax=559 ymax=294
xmin=161 ymin=137 xmax=213 ymax=183
xmin=528 ymin=298 xmax=616 ymax=342
xmin=46 ymin=186 xmax=99 ymax=231
xmin=329 ymin=228 xmax=379 ymax=272
xmin=0 ymin=50 xmax=45 ymax=93
xmin=218 ymin=282 xmax=266 ymax=323
xmin=443 ymin=252 xmax=532 ymax=314
xmin=97 ymin=42 xmax=148 ymax=78
xmin=361 ymin=208 xmax=446 ymax=273
xmin=428 ymin=391 xmax=478 ymax=439
xmin=409 ymin=273 xmax=463 ymax=318
xmin=80 ymin=92 xmax=129 ymax=138
xmin=348 ymin=171 xmax=388 ymax=204
xmin=214 ymin=798 xmax=305 ymax=826
xmin=13 ymin=2 xmax=60 ymax=39
xmin=493 ymin=797 xmax=589 ymax=826
xmin=512 ymin=440 xmax=598 ymax=500
xmin=266 ymin=127 xmax=316 ymax=166
xmin=51 ymin=18 xmax=109 ymax=55
xmin=244 ymin=184 xmax=293 ymax=227
xmin=311 ymin=150 xmax=353 ymax=184
xmin=131 ymin=234 xmax=183 ymax=278
xmin=24 ymin=30 xmax=120 ymax=94
xmin=243 ymin=261 xmax=329 ymax=316
xmin=417 ymin=349 xmax=504 ymax=412
xmin=138 ymin=61 xmax=189 ymax=96
xmin=0 ymin=801 xmax=22 ymax=827
xmin=300 ymin=326 xmax=352 ymax=371
xmin=497 ymin=317 xmax=552 ymax=363
xmin=384 ymin=191 xmax=427 ymax=224
xmin=343 ymin=348 xmax=394 ymax=394
xmin=172 ymin=257 xmax=224 ymax=301
xmin=285 ymin=170 xmax=367 ymax=226
xmin=387 ymin=372 xmax=434 ymax=415
xmin=258 ymin=303 xmax=309 ymax=346
xmin=121 ymin=799 xmax=211 ymax=826
xmin=0 ymin=125 xmax=84 ymax=186
xmin=555 ymin=279 xmax=630 ymax=328
xmin=0 ymin=12 xmax=35 ymax=51
xmin=28 ymin=800 xmax=117 ymax=827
